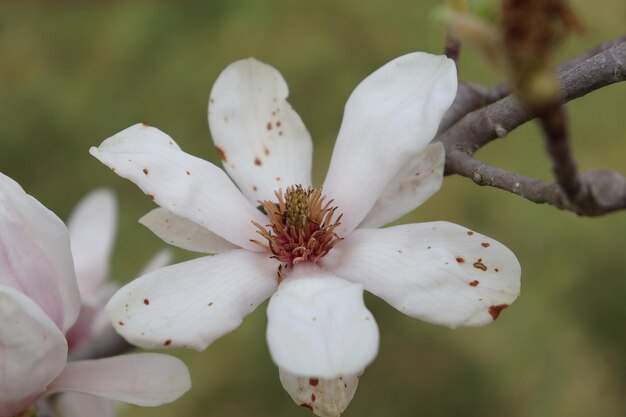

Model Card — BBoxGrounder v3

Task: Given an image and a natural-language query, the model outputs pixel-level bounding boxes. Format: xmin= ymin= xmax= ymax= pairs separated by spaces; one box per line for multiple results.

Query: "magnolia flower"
xmin=0 ymin=173 xmax=190 ymax=417
xmin=91 ymin=52 xmax=521 ymax=417
xmin=60 ymin=189 xmax=173 ymax=416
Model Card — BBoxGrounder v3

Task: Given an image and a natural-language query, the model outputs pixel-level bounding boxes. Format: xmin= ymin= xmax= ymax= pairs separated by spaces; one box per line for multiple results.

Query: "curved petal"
xmin=138 ymin=249 xmax=173 ymax=275
xmin=359 ymin=142 xmax=445 ymax=228
xmin=46 ymin=353 xmax=191 ymax=406
xmin=0 ymin=172 xmax=80 ymax=332
xmin=279 ymin=369 xmax=360 ymax=417
xmin=55 ymin=393 xmax=114 ymax=417
xmin=321 ymin=222 xmax=521 ymax=328
xmin=139 ymin=208 xmax=237 ymax=254
xmin=323 ymin=53 xmax=457 ymax=235
xmin=66 ymin=283 xmax=117 ymax=351
xmin=208 ymin=58 xmax=313 ymax=203
xmin=67 ymin=188 xmax=117 ymax=298
xmin=0 ymin=286 xmax=67 ymax=417
xmin=266 ymin=264 xmax=379 ymax=378
xmin=89 ymin=124 xmax=267 ymax=251
xmin=106 ymin=250 xmax=277 ymax=350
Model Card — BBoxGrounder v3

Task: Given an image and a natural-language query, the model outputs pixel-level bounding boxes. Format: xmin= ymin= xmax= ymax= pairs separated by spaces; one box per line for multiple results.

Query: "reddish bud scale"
xmin=252 ymin=186 xmax=343 ymax=281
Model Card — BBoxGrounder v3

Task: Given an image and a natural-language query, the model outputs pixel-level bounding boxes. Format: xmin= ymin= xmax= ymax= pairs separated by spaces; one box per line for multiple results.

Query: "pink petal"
xmin=0 ymin=172 xmax=80 ymax=332
xmin=0 ymin=286 xmax=67 ymax=417
xmin=209 ymin=58 xmax=313 ymax=203
xmin=55 ymin=393 xmax=113 ymax=417
xmin=46 ymin=353 xmax=191 ymax=406
xmin=67 ymin=188 xmax=117 ymax=299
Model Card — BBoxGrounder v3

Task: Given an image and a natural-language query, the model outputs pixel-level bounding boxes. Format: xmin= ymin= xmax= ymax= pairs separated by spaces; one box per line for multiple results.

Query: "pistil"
xmin=252 ymin=185 xmax=343 ymax=281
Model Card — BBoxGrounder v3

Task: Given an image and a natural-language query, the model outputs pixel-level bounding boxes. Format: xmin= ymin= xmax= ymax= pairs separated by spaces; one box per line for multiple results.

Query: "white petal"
xmin=138 ymin=249 xmax=173 ymax=275
xmin=266 ymin=264 xmax=379 ymax=378
xmin=323 ymin=53 xmax=457 ymax=235
xmin=208 ymin=58 xmax=313 ymax=203
xmin=67 ymin=188 xmax=117 ymax=298
xmin=90 ymin=124 xmax=267 ymax=251
xmin=322 ymin=223 xmax=521 ymax=327
xmin=55 ymin=393 xmax=114 ymax=417
xmin=106 ymin=250 xmax=277 ymax=350
xmin=46 ymin=353 xmax=191 ymax=406
xmin=359 ymin=142 xmax=445 ymax=228
xmin=279 ymin=369 xmax=360 ymax=417
xmin=0 ymin=286 xmax=67 ymax=417
xmin=0 ymin=172 xmax=80 ymax=332
xmin=139 ymin=208 xmax=237 ymax=254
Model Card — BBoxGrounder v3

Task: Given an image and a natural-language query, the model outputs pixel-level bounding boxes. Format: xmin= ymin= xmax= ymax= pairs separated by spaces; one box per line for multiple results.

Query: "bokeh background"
xmin=1 ymin=1 xmax=625 ymax=416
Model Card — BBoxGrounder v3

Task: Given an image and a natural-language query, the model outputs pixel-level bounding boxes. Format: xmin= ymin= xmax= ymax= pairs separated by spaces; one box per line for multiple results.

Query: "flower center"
xmin=252 ymin=185 xmax=343 ymax=281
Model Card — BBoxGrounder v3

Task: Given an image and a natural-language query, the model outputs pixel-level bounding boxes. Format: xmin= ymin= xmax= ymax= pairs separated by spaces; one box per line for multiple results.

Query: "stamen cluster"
xmin=252 ymin=185 xmax=343 ymax=281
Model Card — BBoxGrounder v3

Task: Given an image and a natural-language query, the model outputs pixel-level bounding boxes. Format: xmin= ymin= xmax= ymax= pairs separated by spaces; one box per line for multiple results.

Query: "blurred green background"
xmin=1 ymin=1 xmax=625 ymax=416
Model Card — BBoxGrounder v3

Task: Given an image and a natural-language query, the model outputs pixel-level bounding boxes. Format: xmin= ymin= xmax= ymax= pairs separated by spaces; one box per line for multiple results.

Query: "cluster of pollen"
xmin=252 ymin=185 xmax=343 ymax=281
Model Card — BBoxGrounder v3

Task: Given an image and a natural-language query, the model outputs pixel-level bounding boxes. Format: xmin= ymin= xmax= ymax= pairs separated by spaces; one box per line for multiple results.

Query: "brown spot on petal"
xmin=254 ymin=157 xmax=262 ymax=166
xmin=216 ymin=146 xmax=227 ymax=162
xmin=252 ymin=185 xmax=258 ymax=192
xmin=481 ymin=242 xmax=490 ymax=248
xmin=142 ymin=168 xmax=149 ymax=175
xmin=143 ymin=298 xmax=150 ymax=305
xmin=469 ymin=280 xmax=480 ymax=287
xmin=300 ymin=404 xmax=313 ymax=412
xmin=309 ymin=378 xmax=319 ymax=386
xmin=495 ymin=268 xmax=500 ymax=272
xmin=118 ymin=321 xmax=124 ymax=326
xmin=264 ymin=147 xmax=270 ymax=156
xmin=146 ymin=194 xmax=155 ymax=201
xmin=473 ymin=261 xmax=488 ymax=271
xmin=276 ymin=121 xmax=282 ymax=127
xmin=311 ymin=393 xmax=316 ymax=402
xmin=467 ymin=231 xmax=474 ymax=236
xmin=186 ymin=170 xmax=191 ymax=175
xmin=164 ymin=339 xmax=172 ymax=346
xmin=456 ymin=257 xmax=465 ymax=263
xmin=489 ymin=304 xmax=509 ymax=320
xmin=266 ymin=121 xmax=272 ymax=130
xmin=208 ymin=302 xmax=213 ymax=307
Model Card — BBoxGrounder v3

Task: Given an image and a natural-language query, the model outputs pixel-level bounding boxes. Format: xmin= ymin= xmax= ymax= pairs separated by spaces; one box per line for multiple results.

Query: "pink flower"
xmin=0 ymin=174 xmax=190 ymax=417
xmin=91 ymin=52 xmax=520 ymax=416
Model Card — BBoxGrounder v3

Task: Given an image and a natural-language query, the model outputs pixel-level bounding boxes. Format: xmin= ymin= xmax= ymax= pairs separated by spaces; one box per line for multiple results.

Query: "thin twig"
xmin=537 ymin=105 xmax=582 ymax=200
xmin=447 ymin=150 xmax=626 ymax=215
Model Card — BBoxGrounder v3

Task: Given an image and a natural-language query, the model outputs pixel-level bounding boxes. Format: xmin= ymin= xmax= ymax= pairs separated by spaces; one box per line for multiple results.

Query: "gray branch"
xmin=441 ymin=38 xmax=626 ymax=216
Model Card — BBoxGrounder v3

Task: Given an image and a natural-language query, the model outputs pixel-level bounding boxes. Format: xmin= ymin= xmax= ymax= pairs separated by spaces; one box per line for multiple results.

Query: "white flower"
xmin=0 ymin=173 xmax=190 ymax=417
xmin=90 ymin=52 xmax=521 ymax=417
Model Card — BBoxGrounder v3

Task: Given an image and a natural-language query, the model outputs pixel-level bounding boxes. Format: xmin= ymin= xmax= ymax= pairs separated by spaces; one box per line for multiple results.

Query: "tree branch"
xmin=441 ymin=40 xmax=625 ymax=154
xmin=441 ymin=39 xmax=626 ymax=215
xmin=447 ymin=150 xmax=626 ymax=215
